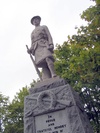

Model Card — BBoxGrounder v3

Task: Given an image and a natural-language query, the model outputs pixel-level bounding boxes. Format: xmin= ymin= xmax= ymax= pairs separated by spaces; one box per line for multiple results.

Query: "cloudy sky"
xmin=0 ymin=0 xmax=94 ymax=100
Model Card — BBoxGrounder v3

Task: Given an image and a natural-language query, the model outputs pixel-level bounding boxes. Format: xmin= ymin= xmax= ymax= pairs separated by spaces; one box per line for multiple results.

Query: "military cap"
xmin=31 ymin=16 xmax=41 ymax=25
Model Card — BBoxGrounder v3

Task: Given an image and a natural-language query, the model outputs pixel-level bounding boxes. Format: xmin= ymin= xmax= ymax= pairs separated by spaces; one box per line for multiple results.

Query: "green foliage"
xmin=0 ymin=80 xmax=36 ymax=133
xmin=54 ymin=1 xmax=100 ymax=132
xmin=3 ymin=87 xmax=29 ymax=133
xmin=0 ymin=94 xmax=9 ymax=133
xmin=80 ymin=87 xmax=100 ymax=133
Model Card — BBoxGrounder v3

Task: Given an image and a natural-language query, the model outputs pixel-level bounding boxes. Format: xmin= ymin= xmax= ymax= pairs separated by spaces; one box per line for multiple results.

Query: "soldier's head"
xmin=31 ymin=16 xmax=41 ymax=26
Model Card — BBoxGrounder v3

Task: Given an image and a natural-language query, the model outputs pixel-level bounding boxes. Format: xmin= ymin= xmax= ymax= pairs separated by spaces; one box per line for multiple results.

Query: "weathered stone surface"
xmin=28 ymin=16 xmax=56 ymax=81
xmin=35 ymin=110 xmax=69 ymax=133
xmin=24 ymin=78 xmax=93 ymax=133
xmin=29 ymin=76 xmax=67 ymax=94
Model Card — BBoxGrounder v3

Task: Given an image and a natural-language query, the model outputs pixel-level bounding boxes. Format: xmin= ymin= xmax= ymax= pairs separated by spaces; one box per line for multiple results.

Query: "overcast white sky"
xmin=0 ymin=0 xmax=94 ymax=100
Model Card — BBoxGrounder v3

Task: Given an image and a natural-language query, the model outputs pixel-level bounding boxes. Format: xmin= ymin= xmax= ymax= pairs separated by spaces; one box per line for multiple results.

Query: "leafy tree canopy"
xmin=1 ymin=87 xmax=29 ymax=133
xmin=0 ymin=93 xmax=9 ymax=133
xmin=54 ymin=0 xmax=100 ymax=132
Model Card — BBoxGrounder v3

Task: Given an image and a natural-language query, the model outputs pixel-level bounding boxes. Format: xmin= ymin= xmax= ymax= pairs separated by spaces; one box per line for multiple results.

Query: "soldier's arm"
xmin=43 ymin=25 xmax=53 ymax=45
xmin=28 ymin=32 xmax=35 ymax=55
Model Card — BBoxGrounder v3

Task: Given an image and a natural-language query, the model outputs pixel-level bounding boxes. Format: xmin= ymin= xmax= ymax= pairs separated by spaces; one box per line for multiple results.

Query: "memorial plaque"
xmin=35 ymin=109 xmax=70 ymax=133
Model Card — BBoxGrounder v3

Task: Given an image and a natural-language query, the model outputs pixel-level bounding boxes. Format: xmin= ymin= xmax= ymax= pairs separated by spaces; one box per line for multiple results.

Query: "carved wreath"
xmin=37 ymin=91 xmax=56 ymax=110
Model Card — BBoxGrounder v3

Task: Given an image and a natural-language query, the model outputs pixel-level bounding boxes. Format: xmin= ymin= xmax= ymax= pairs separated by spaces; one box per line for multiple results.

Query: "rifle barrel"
xmin=26 ymin=45 xmax=42 ymax=80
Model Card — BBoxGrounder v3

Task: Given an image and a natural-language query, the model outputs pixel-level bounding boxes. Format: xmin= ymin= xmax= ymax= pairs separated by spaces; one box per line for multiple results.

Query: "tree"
xmin=3 ymin=87 xmax=29 ymax=133
xmin=54 ymin=0 xmax=100 ymax=132
xmin=1 ymin=79 xmax=36 ymax=133
xmin=0 ymin=93 xmax=9 ymax=133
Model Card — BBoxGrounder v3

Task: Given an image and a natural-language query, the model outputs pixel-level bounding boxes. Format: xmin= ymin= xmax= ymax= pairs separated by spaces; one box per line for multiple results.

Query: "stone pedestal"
xmin=24 ymin=77 xmax=93 ymax=133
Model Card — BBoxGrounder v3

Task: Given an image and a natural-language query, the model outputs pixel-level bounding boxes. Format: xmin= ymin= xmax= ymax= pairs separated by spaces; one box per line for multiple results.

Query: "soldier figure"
xmin=27 ymin=16 xmax=56 ymax=80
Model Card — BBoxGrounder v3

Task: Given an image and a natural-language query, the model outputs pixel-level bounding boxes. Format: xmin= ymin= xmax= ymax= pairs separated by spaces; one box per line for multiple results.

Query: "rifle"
xmin=26 ymin=45 xmax=42 ymax=81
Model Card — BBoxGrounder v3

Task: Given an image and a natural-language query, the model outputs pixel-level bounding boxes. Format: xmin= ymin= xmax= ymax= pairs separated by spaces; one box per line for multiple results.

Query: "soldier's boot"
xmin=46 ymin=57 xmax=56 ymax=78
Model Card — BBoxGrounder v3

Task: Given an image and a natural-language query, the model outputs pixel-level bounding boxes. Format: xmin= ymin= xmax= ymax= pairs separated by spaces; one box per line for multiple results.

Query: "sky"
xmin=0 ymin=0 xmax=95 ymax=100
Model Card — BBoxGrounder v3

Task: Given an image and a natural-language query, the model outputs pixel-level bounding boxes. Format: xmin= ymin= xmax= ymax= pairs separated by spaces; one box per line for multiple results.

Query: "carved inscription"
xmin=35 ymin=109 xmax=70 ymax=133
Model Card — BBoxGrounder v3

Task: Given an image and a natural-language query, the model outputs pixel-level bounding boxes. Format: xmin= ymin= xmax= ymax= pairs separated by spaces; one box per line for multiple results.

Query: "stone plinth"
xmin=24 ymin=77 xmax=93 ymax=133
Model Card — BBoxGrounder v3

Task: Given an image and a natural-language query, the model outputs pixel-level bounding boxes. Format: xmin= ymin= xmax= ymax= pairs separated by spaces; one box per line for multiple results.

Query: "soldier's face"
xmin=33 ymin=18 xmax=40 ymax=26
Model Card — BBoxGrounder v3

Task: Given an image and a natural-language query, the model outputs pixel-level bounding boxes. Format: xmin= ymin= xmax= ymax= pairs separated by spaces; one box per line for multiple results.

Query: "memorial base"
xmin=24 ymin=77 xmax=93 ymax=133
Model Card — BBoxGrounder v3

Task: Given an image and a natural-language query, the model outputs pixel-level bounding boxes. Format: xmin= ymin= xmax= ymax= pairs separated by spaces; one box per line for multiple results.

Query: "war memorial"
xmin=24 ymin=16 xmax=93 ymax=133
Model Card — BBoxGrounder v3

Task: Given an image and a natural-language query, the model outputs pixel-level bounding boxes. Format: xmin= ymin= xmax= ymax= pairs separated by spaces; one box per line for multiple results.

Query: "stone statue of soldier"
xmin=27 ymin=16 xmax=56 ymax=80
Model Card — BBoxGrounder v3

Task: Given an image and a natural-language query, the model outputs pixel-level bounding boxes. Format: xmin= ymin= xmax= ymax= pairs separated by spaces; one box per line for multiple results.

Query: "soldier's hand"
xmin=27 ymin=49 xmax=32 ymax=54
xmin=47 ymin=44 xmax=54 ymax=50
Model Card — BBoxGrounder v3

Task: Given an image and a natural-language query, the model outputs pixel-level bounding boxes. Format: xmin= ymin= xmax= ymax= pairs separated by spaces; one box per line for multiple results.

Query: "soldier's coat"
xmin=31 ymin=25 xmax=54 ymax=67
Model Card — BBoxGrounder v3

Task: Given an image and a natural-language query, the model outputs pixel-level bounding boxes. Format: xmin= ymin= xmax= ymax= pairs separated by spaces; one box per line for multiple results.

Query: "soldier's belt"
xmin=32 ymin=37 xmax=48 ymax=43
